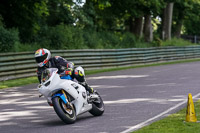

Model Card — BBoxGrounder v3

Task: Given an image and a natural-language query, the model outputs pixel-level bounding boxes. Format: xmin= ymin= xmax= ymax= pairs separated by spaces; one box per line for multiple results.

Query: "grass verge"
xmin=134 ymin=100 xmax=200 ymax=133
xmin=0 ymin=77 xmax=38 ymax=89
xmin=1 ymin=58 xmax=200 ymax=89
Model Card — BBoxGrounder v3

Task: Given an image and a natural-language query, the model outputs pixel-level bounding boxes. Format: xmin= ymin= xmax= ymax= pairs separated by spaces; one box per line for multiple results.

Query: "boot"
xmin=81 ymin=82 xmax=93 ymax=94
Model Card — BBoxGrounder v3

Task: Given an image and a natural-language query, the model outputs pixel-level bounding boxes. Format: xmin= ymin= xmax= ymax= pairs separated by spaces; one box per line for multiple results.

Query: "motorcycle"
xmin=37 ymin=67 xmax=104 ymax=124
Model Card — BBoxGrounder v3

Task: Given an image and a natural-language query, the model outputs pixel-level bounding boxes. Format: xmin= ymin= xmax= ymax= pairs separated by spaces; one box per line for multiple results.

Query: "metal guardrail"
xmin=1 ymin=45 xmax=200 ymax=81
xmin=181 ymin=35 xmax=200 ymax=43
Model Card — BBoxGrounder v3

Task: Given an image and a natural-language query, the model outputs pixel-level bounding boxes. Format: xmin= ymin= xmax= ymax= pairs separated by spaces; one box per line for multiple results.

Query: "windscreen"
xmin=41 ymin=68 xmax=57 ymax=83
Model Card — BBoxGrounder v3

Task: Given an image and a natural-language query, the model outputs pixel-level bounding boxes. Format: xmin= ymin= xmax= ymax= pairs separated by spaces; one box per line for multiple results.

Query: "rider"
xmin=34 ymin=48 xmax=94 ymax=94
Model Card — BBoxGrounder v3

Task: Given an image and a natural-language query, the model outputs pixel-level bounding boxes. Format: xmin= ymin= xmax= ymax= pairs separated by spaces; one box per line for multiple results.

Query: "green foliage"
xmin=0 ymin=23 xmax=196 ymax=53
xmin=0 ymin=0 xmax=49 ymax=42
xmin=73 ymin=1 xmax=96 ymax=29
xmin=161 ymin=38 xmax=194 ymax=47
xmin=184 ymin=21 xmax=200 ymax=35
xmin=183 ymin=0 xmax=200 ymax=35
xmin=82 ymin=29 xmax=101 ymax=48
xmin=0 ymin=0 xmax=199 ymax=52
xmin=33 ymin=25 xmax=142 ymax=50
xmin=152 ymin=37 xmax=162 ymax=47
xmin=98 ymin=31 xmax=120 ymax=48
xmin=0 ymin=15 xmax=3 ymax=27
xmin=0 ymin=26 xmax=19 ymax=52
xmin=11 ymin=25 xmax=144 ymax=51
xmin=172 ymin=0 xmax=200 ymax=36
xmin=46 ymin=0 xmax=74 ymax=26
xmin=13 ymin=43 xmax=42 ymax=52
xmin=47 ymin=25 xmax=70 ymax=49
xmin=82 ymin=30 xmax=140 ymax=49
xmin=120 ymin=32 xmax=137 ymax=48
xmin=43 ymin=24 xmax=85 ymax=49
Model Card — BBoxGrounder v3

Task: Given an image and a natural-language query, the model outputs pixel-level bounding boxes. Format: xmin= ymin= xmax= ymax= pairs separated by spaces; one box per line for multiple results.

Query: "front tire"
xmin=52 ymin=96 xmax=76 ymax=124
xmin=89 ymin=91 xmax=104 ymax=116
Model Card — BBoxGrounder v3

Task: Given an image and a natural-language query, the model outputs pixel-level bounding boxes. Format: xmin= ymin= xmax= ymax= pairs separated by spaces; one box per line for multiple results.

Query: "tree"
xmin=161 ymin=2 xmax=174 ymax=40
xmin=174 ymin=0 xmax=200 ymax=36
xmin=143 ymin=14 xmax=153 ymax=42
xmin=73 ymin=0 xmax=98 ymax=29
xmin=141 ymin=0 xmax=164 ymax=42
xmin=0 ymin=0 xmax=49 ymax=42
xmin=46 ymin=0 xmax=74 ymax=26
xmin=100 ymin=0 xmax=164 ymax=42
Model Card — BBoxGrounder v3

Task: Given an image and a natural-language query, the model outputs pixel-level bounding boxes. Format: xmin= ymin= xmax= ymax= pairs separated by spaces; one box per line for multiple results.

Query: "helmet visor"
xmin=35 ymin=53 xmax=48 ymax=63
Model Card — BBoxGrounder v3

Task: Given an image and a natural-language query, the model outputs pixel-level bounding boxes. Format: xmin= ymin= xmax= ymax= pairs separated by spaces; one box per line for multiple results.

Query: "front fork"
xmin=52 ymin=89 xmax=74 ymax=111
xmin=52 ymin=90 xmax=69 ymax=104
xmin=43 ymin=90 xmax=69 ymax=106
xmin=60 ymin=90 xmax=74 ymax=110
xmin=61 ymin=90 xmax=68 ymax=102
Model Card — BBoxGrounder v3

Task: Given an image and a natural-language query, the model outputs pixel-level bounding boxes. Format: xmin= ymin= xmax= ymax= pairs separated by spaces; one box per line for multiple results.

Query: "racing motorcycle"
xmin=37 ymin=67 xmax=104 ymax=124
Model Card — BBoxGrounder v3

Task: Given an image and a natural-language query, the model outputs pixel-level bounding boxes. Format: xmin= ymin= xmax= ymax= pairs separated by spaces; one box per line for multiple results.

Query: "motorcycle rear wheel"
xmin=89 ymin=91 xmax=104 ymax=116
xmin=52 ymin=96 xmax=76 ymax=124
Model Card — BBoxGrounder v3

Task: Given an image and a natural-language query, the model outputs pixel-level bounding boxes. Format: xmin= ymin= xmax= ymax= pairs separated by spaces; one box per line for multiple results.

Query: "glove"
xmin=65 ymin=68 xmax=73 ymax=75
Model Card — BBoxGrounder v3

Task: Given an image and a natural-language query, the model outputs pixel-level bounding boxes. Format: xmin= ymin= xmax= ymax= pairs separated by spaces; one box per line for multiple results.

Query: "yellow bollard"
xmin=185 ymin=93 xmax=197 ymax=122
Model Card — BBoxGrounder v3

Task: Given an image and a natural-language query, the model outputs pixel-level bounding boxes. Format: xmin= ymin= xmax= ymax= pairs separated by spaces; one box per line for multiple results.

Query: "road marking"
xmin=104 ymin=98 xmax=186 ymax=105
xmin=88 ymin=75 xmax=149 ymax=80
xmin=120 ymin=92 xmax=200 ymax=133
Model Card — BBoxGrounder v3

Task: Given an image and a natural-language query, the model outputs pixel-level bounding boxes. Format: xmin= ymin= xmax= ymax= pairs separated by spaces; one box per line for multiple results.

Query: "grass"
xmin=1 ymin=58 xmax=200 ymax=89
xmin=134 ymin=100 xmax=200 ymax=133
xmin=0 ymin=77 xmax=38 ymax=89
xmin=161 ymin=38 xmax=194 ymax=47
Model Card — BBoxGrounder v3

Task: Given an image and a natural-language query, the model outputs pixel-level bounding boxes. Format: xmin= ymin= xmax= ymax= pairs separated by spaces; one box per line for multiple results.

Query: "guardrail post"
xmin=194 ymin=35 xmax=197 ymax=44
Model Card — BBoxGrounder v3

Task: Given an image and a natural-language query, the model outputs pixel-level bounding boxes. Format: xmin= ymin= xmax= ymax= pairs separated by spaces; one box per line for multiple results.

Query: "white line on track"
xmin=120 ymin=92 xmax=200 ymax=133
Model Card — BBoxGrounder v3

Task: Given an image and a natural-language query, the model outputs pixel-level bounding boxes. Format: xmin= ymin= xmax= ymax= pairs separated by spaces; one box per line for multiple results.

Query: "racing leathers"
xmin=36 ymin=56 xmax=93 ymax=93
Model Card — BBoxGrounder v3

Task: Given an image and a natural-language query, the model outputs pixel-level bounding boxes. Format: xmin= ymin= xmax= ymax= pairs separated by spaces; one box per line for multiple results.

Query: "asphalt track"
xmin=1 ymin=61 xmax=200 ymax=133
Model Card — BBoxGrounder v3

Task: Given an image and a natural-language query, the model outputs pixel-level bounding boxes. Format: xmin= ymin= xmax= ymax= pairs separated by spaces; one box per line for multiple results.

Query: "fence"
xmin=181 ymin=35 xmax=200 ymax=43
xmin=1 ymin=45 xmax=200 ymax=81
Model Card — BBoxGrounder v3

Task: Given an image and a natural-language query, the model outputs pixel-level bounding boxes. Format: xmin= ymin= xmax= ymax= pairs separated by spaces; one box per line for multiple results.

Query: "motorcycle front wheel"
xmin=52 ymin=96 xmax=76 ymax=124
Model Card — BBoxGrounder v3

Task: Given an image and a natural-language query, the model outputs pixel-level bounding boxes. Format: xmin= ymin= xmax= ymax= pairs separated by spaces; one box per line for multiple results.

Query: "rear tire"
xmin=52 ymin=96 xmax=76 ymax=124
xmin=89 ymin=91 xmax=104 ymax=116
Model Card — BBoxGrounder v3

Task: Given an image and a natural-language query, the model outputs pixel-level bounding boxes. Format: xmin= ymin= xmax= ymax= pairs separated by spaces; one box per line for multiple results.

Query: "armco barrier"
xmin=1 ymin=45 xmax=200 ymax=81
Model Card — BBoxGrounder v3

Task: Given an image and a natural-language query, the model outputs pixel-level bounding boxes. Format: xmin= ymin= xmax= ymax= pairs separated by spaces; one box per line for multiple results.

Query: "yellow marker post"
xmin=185 ymin=93 xmax=197 ymax=122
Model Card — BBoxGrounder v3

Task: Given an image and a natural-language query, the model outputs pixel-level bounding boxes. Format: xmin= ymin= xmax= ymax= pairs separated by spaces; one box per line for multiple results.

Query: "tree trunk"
xmin=173 ymin=20 xmax=183 ymax=38
xmin=143 ymin=14 xmax=153 ymax=42
xmin=173 ymin=12 xmax=184 ymax=38
xmin=162 ymin=2 xmax=174 ymax=40
xmin=129 ymin=17 xmax=134 ymax=33
xmin=129 ymin=17 xmax=143 ymax=38
xmin=134 ymin=17 xmax=143 ymax=37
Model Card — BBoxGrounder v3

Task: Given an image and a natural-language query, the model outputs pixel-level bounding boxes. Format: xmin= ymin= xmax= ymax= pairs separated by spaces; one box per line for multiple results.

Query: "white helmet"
xmin=34 ymin=48 xmax=51 ymax=67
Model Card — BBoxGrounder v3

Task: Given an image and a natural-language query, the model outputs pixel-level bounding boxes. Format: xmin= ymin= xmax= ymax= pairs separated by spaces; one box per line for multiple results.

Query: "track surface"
xmin=1 ymin=62 xmax=200 ymax=133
